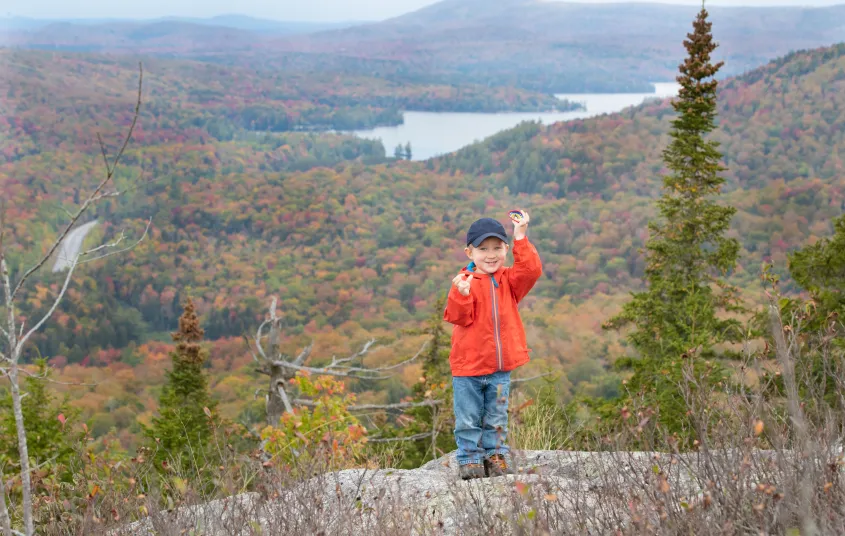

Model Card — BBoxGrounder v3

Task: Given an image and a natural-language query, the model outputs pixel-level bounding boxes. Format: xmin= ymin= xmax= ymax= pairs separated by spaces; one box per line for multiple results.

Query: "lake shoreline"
xmin=348 ymin=82 xmax=681 ymax=161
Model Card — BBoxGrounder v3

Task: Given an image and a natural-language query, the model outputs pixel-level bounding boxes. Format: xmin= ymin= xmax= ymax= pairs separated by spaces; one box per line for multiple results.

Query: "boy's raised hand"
xmin=452 ymin=273 xmax=473 ymax=297
xmin=512 ymin=209 xmax=530 ymax=240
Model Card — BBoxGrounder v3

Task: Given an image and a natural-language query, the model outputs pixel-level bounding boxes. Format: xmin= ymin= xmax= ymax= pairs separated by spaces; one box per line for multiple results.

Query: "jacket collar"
xmin=463 ymin=262 xmax=502 ymax=287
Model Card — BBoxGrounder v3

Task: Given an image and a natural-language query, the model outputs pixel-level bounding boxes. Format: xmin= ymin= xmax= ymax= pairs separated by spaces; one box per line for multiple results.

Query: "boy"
xmin=444 ymin=210 xmax=542 ymax=480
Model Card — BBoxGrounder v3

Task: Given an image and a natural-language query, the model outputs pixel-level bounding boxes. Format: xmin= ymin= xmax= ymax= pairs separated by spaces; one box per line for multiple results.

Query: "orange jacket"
xmin=444 ymin=237 xmax=543 ymax=377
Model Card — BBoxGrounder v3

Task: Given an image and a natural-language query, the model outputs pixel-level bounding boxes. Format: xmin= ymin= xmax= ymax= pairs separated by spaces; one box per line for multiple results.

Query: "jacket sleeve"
xmin=508 ymin=237 xmax=543 ymax=303
xmin=444 ymin=285 xmax=474 ymax=327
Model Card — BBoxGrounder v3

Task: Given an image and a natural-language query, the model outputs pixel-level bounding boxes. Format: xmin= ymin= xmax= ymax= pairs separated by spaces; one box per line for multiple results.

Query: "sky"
xmin=3 ymin=0 xmax=843 ymax=22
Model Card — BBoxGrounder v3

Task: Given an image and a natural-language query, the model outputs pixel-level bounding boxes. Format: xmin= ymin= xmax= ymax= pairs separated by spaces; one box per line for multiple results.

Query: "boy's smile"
xmin=465 ymin=237 xmax=508 ymax=275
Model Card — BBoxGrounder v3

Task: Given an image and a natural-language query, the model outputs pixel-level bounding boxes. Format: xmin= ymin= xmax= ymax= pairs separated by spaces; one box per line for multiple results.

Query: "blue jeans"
xmin=452 ymin=371 xmax=511 ymax=465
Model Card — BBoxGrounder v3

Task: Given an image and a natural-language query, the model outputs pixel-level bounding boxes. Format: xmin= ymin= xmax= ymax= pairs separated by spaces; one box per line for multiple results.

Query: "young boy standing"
xmin=444 ymin=210 xmax=542 ymax=480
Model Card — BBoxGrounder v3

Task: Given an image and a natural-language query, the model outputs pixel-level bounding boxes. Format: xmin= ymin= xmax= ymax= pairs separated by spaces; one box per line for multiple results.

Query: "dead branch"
xmin=76 ymin=217 xmax=152 ymax=265
xmin=270 ymin=359 xmax=394 ymax=380
xmin=16 ymin=257 xmax=77 ymax=352
xmin=266 ymin=338 xmax=427 ymax=380
xmin=293 ymin=342 xmax=313 ymax=365
xmin=253 ymin=298 xmax=430 ymax=424
xmin=275 ymin=382 xmax=293 ymax=415
xmin=16 ymin=367 xmax=99 ymax=387
xmin=292 ymin=399 xmax=443 ymax=412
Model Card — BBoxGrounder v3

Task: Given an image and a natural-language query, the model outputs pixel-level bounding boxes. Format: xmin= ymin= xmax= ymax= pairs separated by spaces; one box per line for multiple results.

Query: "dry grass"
xmin=26 ymin=295 xmax=845 ymax=535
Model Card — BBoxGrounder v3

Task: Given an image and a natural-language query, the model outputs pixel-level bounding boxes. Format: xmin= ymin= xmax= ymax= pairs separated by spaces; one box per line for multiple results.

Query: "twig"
xmin=293 ymin=399 xmax=443 ymax=411
xmin=76 ymin=218 xmax=152 ymax=265
xmin=293 ymin=342 xmax=313 ymax=366
xmin=270 ymin=360 xmax=392 ymax=380
xmin=17 ymin=257 xmax=78 ymax=352
xmin=16 ymin=367 xmax=99 ymax=387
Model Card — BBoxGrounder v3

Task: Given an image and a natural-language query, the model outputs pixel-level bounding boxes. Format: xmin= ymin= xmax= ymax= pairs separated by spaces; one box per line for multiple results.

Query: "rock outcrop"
xmin=111 ymin=448 xmax=807 ymax=535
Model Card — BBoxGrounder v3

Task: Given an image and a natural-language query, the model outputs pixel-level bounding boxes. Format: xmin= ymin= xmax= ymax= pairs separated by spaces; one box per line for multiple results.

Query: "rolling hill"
xmin=5 ymin=1 xmax=844 ymax=93
xmin=265 ymin=0 xmax=845 ymax=92
xmin=3 ymin=42 xmax=845 ymax=446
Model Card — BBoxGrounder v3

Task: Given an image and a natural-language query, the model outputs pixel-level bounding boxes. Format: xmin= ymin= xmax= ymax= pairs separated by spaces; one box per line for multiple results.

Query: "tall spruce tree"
xmin=602 ymin=6 xmax=743 ymax=439
xmin=147 ymin=297 xmax=217 ymax=477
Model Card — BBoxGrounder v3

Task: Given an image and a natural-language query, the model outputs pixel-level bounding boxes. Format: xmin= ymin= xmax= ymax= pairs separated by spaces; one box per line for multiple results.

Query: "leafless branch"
xmin=253 ymin=319 xmax=272 ymax=362
xmin=82 ymin=229 xmax=126 ymax=257
xmin=293 ymin=399 xmax=443 ymax=411
xmin=89 ymin=190 xmax=122 ymax=203
xmin=367 ymin=432 xmax=435 ymax=443
xmin=17 ymin=256 xmax=78 ymax=352
xmin=270 ymin=360 xmax=393 ymax=380
xmin=16 ymin=367 xmax=99 ymax=387
xmin=327 ymin=339 xmax=376 ymax=367
xmin=293 ymin=342 xmax=313 ymax=366
xmin=2 ymin=257 xmax=16 ymax=350
xmin=320 ymin=339 xmax=428 ymax=376
xmin=76 ymin=218 xmax=152 ymax=265
xmin=276 ymin=382 xmax=293 ymax=415
xmin=9 ymin=62 xmax=143 ymax=303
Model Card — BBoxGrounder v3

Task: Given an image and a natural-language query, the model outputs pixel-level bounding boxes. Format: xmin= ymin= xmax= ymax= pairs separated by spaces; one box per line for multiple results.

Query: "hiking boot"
xmin=484 ymin=454 xmax=512 ymax=477
xmin=459 ymin=462 xmax=486 ymax=480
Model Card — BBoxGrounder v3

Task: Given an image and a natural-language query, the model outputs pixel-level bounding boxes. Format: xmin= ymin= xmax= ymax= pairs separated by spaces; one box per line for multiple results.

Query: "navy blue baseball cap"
xmin=466 ymin=218 xmax=508 ymax=247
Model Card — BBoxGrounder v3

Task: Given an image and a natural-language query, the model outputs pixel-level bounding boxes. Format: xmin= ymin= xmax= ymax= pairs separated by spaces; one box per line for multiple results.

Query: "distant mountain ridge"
xmin=0 ymin=16 xmax=363 ymax=53
xmin=0 ymin=15 xmax=362 ymax=33
xmin=4 ymin=1 xmax=844 ymax=92
xmin=266 ymin=0 xmax=845 ymax=92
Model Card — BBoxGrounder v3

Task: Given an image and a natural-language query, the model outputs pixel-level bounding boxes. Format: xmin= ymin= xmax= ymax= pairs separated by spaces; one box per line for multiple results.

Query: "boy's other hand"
xmin=512 ymin=209 xmax=530 ymax=240
xmin=452 ymin=273 xmax=474 ymax=296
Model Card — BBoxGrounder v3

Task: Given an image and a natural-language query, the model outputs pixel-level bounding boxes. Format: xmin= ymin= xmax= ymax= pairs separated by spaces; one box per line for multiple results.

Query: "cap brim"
xmin=469 ymin=232 xmax=508 ymax=247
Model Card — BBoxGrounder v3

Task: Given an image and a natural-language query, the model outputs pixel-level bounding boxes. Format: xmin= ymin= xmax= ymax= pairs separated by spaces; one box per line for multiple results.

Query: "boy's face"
xmin=465 ymin=237 xmax=508 ymax=274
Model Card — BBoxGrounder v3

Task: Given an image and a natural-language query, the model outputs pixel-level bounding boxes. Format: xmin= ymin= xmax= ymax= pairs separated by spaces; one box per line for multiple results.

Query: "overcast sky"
xmin=4 ymin=0 xmax=843 ymax=22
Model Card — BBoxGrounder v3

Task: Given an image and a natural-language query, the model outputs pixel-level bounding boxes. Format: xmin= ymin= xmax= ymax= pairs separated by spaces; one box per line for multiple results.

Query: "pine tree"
xmin=788 ymin=215 xmax=845 ymax=323
xmin=147 ymin=297 xmax=218 ymax=478
xmin=602 ymin=6 xmax=743 ymax=440
xmin=404 ymin=142 xmax=413 ymax=161
xmin=394 ymin=144 xmax=405 ymax=160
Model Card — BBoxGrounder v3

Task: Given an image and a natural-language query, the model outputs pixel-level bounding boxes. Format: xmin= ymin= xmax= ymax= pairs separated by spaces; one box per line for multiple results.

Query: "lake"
xmin=349 ymin=82 xmax=681 ymax=161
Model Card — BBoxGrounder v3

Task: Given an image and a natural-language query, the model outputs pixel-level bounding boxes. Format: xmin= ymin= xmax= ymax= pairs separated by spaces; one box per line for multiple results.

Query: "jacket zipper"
xmin=490 ymin=277 xmax=504 ymax=371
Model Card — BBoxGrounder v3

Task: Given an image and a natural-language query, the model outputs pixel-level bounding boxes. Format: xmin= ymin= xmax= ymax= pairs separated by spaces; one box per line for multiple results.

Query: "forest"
xmin=0 ymin=42 xmax=842 ymax=455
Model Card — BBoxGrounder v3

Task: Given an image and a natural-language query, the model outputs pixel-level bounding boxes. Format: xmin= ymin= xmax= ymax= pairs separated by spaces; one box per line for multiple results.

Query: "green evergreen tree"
xmin=788 ymin=215 xmax=845 ymax=324
xmin=601 ymin=6 xmax=743 ymax=442
xmin=759 ymin=215 xmax=845 ymax=410
xmin=394 ymin=144 xmax=405 ymax=160
xmin=404 ymin=142 xmax=413 ymax=161
xmin=146 ymin=297 xmax=218 ymax=478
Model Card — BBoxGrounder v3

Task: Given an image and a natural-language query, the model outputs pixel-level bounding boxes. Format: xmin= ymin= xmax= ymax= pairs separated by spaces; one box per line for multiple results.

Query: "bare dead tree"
xmin=0 ymin=64 xmax=147 ymax=536
xmin=249 ymin=298 xmax=440 ymax=427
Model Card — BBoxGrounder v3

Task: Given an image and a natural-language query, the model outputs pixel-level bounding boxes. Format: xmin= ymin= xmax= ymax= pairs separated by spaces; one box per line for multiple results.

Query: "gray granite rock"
xmin=111 ymin=448 xmax=806 ymax=535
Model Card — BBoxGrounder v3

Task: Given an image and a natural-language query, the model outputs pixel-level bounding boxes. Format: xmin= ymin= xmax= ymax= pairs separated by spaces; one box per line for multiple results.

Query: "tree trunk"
xmin=266 ymin=363 xmax=293 ymax=425
xmin=0 ymin=463 xmax=12 ymax=536
xmin=9 ymin=364 xmax=33 ymax=536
